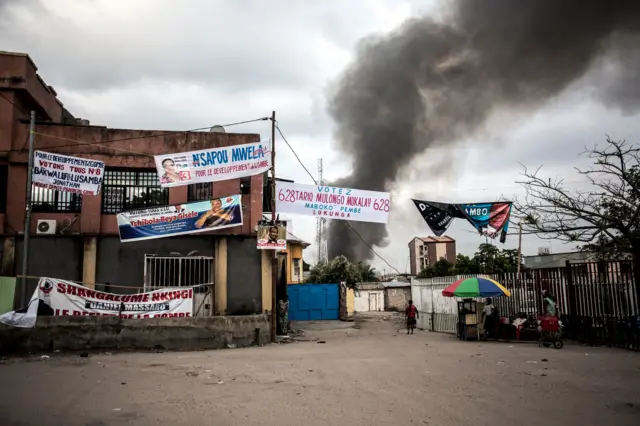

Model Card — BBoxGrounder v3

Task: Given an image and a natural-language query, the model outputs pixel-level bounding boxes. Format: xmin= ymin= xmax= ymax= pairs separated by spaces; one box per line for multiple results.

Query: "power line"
xmin=274 ymin=122 xmax=401 ymax=273
xmin=274 ymin=122 xmax=317 ymax=184
xmin=3 ymin=117 xmax=270 ymax=154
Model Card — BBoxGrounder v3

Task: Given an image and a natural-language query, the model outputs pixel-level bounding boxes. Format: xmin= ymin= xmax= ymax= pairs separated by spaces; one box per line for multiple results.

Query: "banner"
xmin=32 ymin=151 xmax=105 ymax=195
xmin=461 ymin=202 xmax=512 ymax=242
xmin=257 ymin=220 xmax=287 ymax=250
xmin=0 ymin=278 xmax=194 ymax=328
xmin=117 ymin=195 xmax=243 ymax=242
xmin=154 ymin=140 xmax=271 ymax=187
xmin=412 ymin=199 xmax=512 ymax=242
xmin=276 ymin=182 xmax=391 ymax=224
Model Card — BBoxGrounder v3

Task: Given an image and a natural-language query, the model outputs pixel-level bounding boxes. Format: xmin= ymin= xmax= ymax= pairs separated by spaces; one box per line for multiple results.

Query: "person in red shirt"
xmin=405 ymin=300 xmax=419 ymax=334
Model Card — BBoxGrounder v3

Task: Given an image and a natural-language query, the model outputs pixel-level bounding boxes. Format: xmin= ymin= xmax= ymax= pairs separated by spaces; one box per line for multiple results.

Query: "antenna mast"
xmin=316 ymin=158 xmax=328 ymax=263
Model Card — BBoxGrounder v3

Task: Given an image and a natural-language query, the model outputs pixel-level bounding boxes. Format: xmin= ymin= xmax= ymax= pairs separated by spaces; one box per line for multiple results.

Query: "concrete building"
xmin=383 ymin=281 xmax=411 ymax=311
xmin=523 ymin=251 xmax=591 ymax=269
xmin=281 ymin=222 xmax=311 ymax=285
xmin=354 ymin=282 xmax=384 ymax=312
xmin=0 ymin=51 xmax=272 ymax=316
xmin=408 ymin=236 xmax=456 ymax=275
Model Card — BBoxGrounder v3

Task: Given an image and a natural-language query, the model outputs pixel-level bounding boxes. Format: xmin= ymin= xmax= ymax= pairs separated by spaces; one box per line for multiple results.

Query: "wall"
xmin=354 ymin=290 xmax=384 ymax=312
xmin=385 ymin=287 xmax=411 ymax=311
xmin=14 ymin=236 xmax=83 ymax=305
xmin=346 ymin=288 xmax=355 ymax=315
xmin=5 ymin=125 xmax=263 ymax=236
xmin=226 ymin=236 xmax=262 ymax=315
xmin=95 ymin=236 xmax=216 ymax=293
xmin=408 ymin=238 xmax=419 ymax=275
xmin=286 ymin=243 xmax=304 ymax=284
xmin=0 ymin=315 xmax=269 ymax=354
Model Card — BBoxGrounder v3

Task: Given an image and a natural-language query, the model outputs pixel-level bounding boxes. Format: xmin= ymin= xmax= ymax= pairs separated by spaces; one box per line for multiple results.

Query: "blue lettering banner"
xmin=154 ymin=140 xmax=271 ymax=188
xmin=117 ymin=195 xmax=243 ymax=242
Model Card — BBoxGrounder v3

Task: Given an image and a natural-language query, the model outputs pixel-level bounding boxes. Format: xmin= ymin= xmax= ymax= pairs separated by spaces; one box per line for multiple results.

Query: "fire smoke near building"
xmin=327 ymin=0 xmax=640 ymax=262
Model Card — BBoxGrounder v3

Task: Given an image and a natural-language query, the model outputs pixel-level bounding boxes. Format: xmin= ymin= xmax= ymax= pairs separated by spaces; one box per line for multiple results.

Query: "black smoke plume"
xmin=327 ymin=0 xmax=640 ymax=262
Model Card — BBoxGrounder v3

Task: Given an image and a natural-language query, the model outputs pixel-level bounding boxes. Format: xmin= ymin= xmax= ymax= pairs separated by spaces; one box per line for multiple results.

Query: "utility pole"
xmin=517 ymin=222 xmax=523 ymax=274
xmin=316 ymin=158 xmax=327 ymax=264
xmin=270 ymin=111 xmax=277 ymax=343
xmin=21 ymin=111 xmax=36 ymax=304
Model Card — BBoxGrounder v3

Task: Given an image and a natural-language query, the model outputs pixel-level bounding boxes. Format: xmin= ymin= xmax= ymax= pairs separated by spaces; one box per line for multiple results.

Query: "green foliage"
xmin=416 ymin=245 xmax=522 ymax=278
xmin=306 ymin=256 xmax=377 ymax=288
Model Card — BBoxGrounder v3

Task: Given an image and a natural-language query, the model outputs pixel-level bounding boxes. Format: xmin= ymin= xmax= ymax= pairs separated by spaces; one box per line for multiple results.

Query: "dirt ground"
xmin=1 ymin=313 xmax=639 ymax=426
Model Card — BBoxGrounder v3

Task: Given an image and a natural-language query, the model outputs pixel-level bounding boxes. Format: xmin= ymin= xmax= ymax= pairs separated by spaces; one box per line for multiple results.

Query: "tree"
xmin=306 ymin=256 xmax=377 ymax=288
xmin=417 ymin=258 xmax=454 ymax=278
xmin=356 ymin=262 xmax=377 ymax=282
xmin=473 ymin=243 xmax=500 ymax=273
xmin=514 ymin=138 xmax=640 ymax=304
xmin=453 ymin=254 xmax=479 ymax=275
xmin=302 ymin=260 xmax=311 ymax=272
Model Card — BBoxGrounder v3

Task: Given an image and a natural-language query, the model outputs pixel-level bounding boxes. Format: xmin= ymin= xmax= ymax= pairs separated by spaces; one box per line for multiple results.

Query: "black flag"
xmin=411 ymin=199 xmax=463 ymax=237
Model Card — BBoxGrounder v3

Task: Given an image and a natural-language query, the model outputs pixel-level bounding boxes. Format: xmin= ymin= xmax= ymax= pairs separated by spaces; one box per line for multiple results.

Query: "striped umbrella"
xmin=442 ymin=277 xmax=511 ymax=298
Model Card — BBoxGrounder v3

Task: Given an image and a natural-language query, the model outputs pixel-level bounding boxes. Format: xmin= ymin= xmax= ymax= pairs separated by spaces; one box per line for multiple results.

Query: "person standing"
xmin=482 ymin=297 xmax=496 ymax=338
xmin=277 ymin=295 xmax=289 ymax=336
xmin=405 ymin=300 xmax=419 ymax=334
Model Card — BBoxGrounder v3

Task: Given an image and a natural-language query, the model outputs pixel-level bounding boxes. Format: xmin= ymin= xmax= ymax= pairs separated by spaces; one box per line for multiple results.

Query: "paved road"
xmin=1 ymin=314 xmax=639 ymax=426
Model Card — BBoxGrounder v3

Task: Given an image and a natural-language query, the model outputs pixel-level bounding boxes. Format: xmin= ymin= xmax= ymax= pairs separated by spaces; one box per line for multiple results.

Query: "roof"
xmin=415 ymin=236 xmax=455 ymax=243
xmin=382 ymin=281 xmax=411 ymax=288
xmin=287 ymin=231 xmax=311 ymax=248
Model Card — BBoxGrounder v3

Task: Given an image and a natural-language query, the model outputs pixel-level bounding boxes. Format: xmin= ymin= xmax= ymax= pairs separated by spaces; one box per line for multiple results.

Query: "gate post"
xmin=565 ymin=259 xmax=577 ymax=339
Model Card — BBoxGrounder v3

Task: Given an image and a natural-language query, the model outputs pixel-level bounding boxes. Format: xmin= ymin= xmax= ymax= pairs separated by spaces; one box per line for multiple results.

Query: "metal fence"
xmin=411 ymin=261 xmax=640 ymax=350
xmin=144 ymin=255 xmax=215 ymax=316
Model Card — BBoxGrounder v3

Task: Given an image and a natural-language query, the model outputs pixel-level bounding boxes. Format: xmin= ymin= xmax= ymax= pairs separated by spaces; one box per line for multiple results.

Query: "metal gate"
xmin=288 ymin=283 xmax=339 ymax=321
xmin=143 ymin=255 xmax=215 ymax=316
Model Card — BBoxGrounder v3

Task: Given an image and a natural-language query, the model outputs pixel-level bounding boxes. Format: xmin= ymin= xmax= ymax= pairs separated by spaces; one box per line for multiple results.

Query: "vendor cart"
xmin=443 ymin=277 xmax=511 ymax=342
xmin=457 ymin=299 xmax=481 ymax=341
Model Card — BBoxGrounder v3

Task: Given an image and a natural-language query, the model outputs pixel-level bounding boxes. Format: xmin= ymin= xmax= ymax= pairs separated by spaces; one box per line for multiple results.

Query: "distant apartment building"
xmin=408 ymin=236 xmax=456 ymax=275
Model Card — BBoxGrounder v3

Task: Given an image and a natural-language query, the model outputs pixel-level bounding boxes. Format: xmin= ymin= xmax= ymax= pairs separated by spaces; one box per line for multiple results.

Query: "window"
xmin=240 ymin=176 xmax=251 ymax=195
xmin=188 ymin=182 xmax=212 ymax=202
xmin=292 ymin=258 xmax=301 ymax=282
xmin=31 ymin=185 xmax=82 ymax=213
xmin=102 ymin=169 xmax=168 ymax=213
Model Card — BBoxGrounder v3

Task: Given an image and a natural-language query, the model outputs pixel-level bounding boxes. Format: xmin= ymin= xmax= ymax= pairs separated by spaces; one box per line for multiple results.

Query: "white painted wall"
xmin=354 ymin=290 xmax=384 ymax=312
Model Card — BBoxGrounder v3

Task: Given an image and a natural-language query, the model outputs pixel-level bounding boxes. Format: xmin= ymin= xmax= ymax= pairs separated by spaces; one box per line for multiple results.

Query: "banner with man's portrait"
xmin=257 ymin=220 xmax=287 ymax=250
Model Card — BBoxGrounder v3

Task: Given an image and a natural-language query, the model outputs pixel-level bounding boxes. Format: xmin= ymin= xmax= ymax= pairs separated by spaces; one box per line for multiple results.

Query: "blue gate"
xmin=288 ymin=283 xmax=339 ymax=321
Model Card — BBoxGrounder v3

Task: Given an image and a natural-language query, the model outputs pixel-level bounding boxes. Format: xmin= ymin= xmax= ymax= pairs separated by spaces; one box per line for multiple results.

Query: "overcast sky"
xmin=2 ymin=0 xmax=640 ymax=273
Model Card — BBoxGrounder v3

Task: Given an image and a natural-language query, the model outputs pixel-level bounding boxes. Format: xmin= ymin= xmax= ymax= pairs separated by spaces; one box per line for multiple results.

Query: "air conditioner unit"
xmin=36 ymin=220 xmax=57 ymax=235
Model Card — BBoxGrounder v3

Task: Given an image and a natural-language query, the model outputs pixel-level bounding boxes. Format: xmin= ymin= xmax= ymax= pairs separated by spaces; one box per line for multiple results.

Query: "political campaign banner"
xmin=461 ymin=202 xmax=512 ymax=242
xmin=0 ymin=277 xmax=194 ymax=328
xmin=276 ymin=181 xmax=391 ymax=224
xmin=154 ymin=140 xmax=271 ymax=188
xmin=412 ymin=199 xmax=512 ymax=242
xmin=32 ymin=151 xmax=105 ymax=195
xmin=257 ymin=220 xmax=287 ymax=250
xmin=117 ymin=195 xmax=243 ymax=242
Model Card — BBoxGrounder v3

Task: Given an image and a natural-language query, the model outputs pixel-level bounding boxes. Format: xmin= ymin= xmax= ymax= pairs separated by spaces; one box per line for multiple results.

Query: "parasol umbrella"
xmin=442 ymin=277 xmax=511 ymax=298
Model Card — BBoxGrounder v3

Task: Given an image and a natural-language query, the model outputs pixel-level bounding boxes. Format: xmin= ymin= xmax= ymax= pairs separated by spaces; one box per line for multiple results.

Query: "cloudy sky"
xmin=2 ymin=0 xmax=639 ymax=273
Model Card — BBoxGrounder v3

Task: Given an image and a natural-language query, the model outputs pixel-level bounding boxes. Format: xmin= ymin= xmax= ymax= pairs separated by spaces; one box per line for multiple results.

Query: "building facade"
xmin=0 ymin=51 xmax=272 ymax=315
xmin=383 ymin=282 xmax=411 ymax=311
xmin=408 ymin=236 xmax=456 ymax=275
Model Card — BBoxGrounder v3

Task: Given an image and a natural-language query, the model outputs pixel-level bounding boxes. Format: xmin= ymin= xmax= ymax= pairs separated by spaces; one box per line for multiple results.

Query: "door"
xmin=288 ymin=283 xmax=339 ymax=320
xmin=369 ymin=293 xmax=377 ymax=311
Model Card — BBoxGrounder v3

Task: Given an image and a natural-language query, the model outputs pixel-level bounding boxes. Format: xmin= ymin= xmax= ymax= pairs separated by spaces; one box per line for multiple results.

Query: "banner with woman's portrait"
xmin=154 ymin=140 xmax=271 ymax=188
xmin=117 ymin=195 xmax=243 ymax=242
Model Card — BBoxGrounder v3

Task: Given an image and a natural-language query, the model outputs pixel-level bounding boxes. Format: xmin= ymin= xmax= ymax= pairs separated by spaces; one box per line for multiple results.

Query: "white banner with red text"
xmin=0 ymin=278 xmax=194 ymax=328
xmin=32 ymin=151 xmax=105 ymax=195
xmin=154 ymin=140 xmax=271 ymax=187
xmin=275 ymin=181 xmax=391 ymax=224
